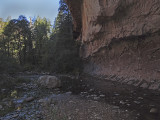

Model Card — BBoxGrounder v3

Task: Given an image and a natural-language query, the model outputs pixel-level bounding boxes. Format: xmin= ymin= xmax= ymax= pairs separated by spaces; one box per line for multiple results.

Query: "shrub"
xmin=0 ymin=51 xmax=20 ymax=74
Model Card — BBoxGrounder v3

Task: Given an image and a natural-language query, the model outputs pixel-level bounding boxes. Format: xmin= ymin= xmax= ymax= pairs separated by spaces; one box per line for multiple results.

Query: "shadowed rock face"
xmin=67 ymin=0 xmax=160 ymax=90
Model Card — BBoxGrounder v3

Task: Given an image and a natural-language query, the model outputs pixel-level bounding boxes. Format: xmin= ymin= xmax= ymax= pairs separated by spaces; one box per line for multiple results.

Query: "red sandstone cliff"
xmin=67 ymin=0 xmax=160 ymax=90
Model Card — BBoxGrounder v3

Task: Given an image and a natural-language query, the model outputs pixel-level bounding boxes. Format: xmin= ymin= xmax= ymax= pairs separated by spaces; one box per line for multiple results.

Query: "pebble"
xmin=0 ymin=105 xmax=3 ymax=109
xmin=137 ymin=113 xmax=140 ymax=116
xmin=114 ymin=93 xmax=120 ymax=96
xmin=134 ymin=101 xmax=140 ymax=104
xmin=25 ymin=97 xmax=34 ymax=102
xmin=91 ymin=94 xmax=97 ymax=97
xmin=113 ymin=106 xmax=119 ymax=109
xmin=143 ymin=94 xmax=147 ymax=96
xmin=120 ymin=101 xmax=125 ymax=105
xmin=127 ymin=104 xmax=130 ymax=106
xmin=12 ymin=114 xmax=19 ymax=118
xmin=89 ymin=89 xmax=94 ymax=92
xmin=15 ymin=98 xmax=25 ymax=104
xmin=83 ymin=92 xmax=88 ymax=94
xmin=149 ymin=104 xmax=155 ymax=107
xmin=94 ymin=97 xmax=99 ymax=100
xmin=138 ymin=97 xmax=143 ymax=100
xmin=99 ymin=94 xmax=105 ymax=97
xmin=38 ymin=99 xmax=46 ymax=103
xmin=150 ymin=108 xmax=158 ymax=114
xmin=1 ymin=89 xmax=6 ymax=93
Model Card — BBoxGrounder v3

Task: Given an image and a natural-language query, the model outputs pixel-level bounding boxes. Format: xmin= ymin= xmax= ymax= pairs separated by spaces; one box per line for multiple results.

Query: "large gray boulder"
xmin=38 ymin=75 xmax=61 ymax=89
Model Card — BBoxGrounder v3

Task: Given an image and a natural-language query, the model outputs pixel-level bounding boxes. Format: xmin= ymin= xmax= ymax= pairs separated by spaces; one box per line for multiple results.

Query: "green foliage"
xmin=44 ymin=0 xmax=82 ymax=73
xmin=32 ymin=16 xmax=51 ymax=67
xmin=0 ymin=19 xmax=7 ymax=35
xmin=0 ymin=0 xmax=82 ymax=73
xmin=0 ymin=50 xmax=20 ymax=73
xmin=2 ymin=15 xmax=32 ymax=65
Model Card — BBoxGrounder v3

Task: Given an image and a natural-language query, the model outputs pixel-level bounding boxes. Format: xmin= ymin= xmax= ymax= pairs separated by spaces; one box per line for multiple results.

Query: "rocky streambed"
xmin=0 ymin=74 xmax=159 ymax=120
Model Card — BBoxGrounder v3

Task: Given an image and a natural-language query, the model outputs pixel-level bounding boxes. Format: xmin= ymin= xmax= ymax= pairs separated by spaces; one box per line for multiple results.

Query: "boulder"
xmin=38 ymin=75 xmax=61 ymax=89
xmin=25 ymin=97 xmax=34 ymax=102
xmin=38 ymin=75 xmax=49 ymax=85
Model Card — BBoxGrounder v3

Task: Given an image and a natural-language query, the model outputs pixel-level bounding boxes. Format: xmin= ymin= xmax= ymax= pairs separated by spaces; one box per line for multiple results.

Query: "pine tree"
xmin=49 ymin=0 xmax=82 ymax=73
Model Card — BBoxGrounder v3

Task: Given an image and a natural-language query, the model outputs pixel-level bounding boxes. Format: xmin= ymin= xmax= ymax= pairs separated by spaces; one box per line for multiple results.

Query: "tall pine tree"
xmin=49 ymin=0 xmax=81 ymax=73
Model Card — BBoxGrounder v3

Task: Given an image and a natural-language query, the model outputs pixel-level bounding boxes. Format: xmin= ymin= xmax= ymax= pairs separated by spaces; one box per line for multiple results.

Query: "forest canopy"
xmin=0 ymin=0 xmax=81 ymax=74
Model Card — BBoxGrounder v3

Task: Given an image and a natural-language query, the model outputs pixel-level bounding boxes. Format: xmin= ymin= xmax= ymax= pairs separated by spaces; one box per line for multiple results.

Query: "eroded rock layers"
xmin=67 ymin=0 xmax=160 ymax=90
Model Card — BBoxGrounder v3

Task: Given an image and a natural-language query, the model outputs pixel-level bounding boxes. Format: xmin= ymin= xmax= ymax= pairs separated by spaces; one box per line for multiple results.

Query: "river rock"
xmin=0 ymin=105 xmax=3 ymax=110
xmin=113 ymin=106 xmax=119 ymax=109
xmin=134 ymin=101 xmax=141 ymax=104
xmin=25 ymin=97 xmax=34 ymax=102
xmin=12 ymin=114 xmax=19 ymax=118
xmin=99 ymin=94 xmax=105 ymax=97
xmin=38 ymin=98 xmax=52 ymax=106
xmin=38 ymin=75 xmax=61 ymax=89
xmin=120 ymin=100 xmax=125 ymax=105
xmin=150 ymin=108 xmax=158 ymax=114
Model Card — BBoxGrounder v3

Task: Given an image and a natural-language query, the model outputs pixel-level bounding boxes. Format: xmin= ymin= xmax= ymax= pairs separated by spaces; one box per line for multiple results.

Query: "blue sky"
xmin=0 ymin=0 xmax=59 ymax=24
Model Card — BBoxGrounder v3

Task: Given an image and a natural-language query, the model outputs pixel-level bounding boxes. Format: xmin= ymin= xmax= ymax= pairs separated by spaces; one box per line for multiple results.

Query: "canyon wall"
xmin=67 ymin=0 xmax=160 ymax=90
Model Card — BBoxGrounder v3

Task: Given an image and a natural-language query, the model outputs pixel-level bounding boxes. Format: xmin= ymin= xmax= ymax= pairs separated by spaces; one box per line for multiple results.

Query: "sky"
xmin=0 ymin=0 xmax=59 ymax=24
